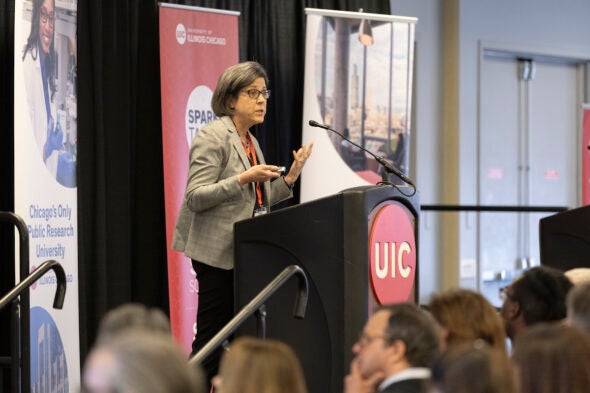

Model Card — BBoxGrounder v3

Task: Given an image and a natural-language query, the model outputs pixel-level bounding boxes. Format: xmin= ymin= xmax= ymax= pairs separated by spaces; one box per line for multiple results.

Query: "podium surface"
xmin=234 ymin=185 xmax=419 ymax=393
xmin=540 ymin=205 xmax=590 ymax=271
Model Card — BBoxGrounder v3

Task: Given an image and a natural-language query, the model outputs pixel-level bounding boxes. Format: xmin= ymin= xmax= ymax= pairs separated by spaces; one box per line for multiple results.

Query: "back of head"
xmin=428 ymin=288 xmax=507 ymax=354
xmin=512 ymin=323 xmax=590 ymax=393
xmin=96 ymin=303 xmax=171 ymax=343
xmin=511 ymin=266 xmax=573 ymax=326
xmin=431 ymin=341 xmax=517 ymax=393
xmin=379 ymin=303 xmax=439 ymax=367
xmin=83 ymin=329 xmax=205 ymax=393
xmin=565 ymin=267 xmax=590 ymax=286
xmin=216 ymin=337 xmax=307 ymax=393
xmin=567 ymin=281 xmax=590 ymax=336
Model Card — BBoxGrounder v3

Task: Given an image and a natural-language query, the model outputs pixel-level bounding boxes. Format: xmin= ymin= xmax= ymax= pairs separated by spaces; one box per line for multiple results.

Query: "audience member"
xmin=430 ymin=340 xmax=517 ymax=393
xmin=96 ymin=303 xmax=171 ymax=343
xmin=344 ymin=303 xmax=439 ymax=393
xmin=213 ymin=336 xmax=307 ymax=393
xmin=83 ymin=329 xmax=205 ymax=393
xmin=565 ymin=267 xmax=590 ymax=286
xmin=566 ymin=281 xmax=590 ymax=336
xmin=512 ymin=323 xmax=590 ymax=393
xmin=499 ymin=266 xmax=572 ymax=341
xmin=428 ymin=289 xmax=507 ymax=354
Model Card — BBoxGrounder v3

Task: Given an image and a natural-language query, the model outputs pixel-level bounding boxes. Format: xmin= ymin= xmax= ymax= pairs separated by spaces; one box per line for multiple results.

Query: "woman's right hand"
xmin=238 ymin=165 xmax=281 ymax=185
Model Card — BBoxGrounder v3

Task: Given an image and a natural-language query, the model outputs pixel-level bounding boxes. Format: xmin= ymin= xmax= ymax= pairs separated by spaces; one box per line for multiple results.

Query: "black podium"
xmin=540 ymin=205 xmax=590 ymax=271
xmin=233 ymin=185 xmax=419 ymax=393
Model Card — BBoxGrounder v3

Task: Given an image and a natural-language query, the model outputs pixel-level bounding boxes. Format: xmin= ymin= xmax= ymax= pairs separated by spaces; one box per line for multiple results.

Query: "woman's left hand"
xmin=284 ymin=142 xmax=314 ymax=187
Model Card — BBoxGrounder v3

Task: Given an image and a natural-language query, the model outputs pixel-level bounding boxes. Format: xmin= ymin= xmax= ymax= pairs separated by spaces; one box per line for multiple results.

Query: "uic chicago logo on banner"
xmin=369 ymin=203 xmax=416 ymax=304
xmin=185 ymin=85 xmax=216 ymax=146
xmin=176 ymin=24 xmax=186 ymax=45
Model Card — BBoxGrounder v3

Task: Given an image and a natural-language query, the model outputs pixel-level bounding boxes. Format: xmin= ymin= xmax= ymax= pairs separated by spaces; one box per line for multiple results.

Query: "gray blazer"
xmin=172 ymin=116 xmax=293 ymax=269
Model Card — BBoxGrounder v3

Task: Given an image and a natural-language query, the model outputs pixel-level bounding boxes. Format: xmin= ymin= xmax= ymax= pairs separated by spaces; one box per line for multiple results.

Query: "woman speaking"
xmin=172 ymin=61 xmax=313 ymax=381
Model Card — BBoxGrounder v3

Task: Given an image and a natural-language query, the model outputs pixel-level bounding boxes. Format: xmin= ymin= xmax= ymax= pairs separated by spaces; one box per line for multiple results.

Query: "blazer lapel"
xmin=222 ymin=117 xmax=257 ymax=197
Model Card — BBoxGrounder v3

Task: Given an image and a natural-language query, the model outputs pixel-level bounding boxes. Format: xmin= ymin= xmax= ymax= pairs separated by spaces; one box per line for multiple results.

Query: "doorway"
xmin=477 ymin=50 xmax=583 ymax=306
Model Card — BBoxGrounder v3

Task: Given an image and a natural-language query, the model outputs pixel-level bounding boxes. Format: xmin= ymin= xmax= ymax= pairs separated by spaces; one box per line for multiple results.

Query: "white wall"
xmin=390 ymin=0 xmax=590 ymax=303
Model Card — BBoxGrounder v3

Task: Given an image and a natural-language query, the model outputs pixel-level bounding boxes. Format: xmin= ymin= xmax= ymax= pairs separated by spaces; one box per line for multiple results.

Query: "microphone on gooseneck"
xmin=308 ymin=119 xmax=415 ymax=187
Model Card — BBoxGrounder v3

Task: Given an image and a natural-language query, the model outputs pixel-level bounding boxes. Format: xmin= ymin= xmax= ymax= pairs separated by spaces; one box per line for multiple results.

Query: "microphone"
xmin=308 ymin=119 xmax=330 ymax=130
xmin=308 ymin=119 xmax=415 ymax=187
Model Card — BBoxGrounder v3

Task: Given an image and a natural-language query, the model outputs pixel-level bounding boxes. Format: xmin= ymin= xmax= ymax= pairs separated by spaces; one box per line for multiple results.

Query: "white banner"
xmin=14 ymin=0 xmax=79 ymax=391
xmin=301 ymin=9 xmax=417 ymax=202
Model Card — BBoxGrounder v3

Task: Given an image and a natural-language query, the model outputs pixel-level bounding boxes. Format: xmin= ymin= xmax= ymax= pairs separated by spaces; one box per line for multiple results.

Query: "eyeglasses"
xmin=357 ymin=331 xmax=388 ymax=347
xmin=40 ymin=8 xmax=55 ymax=27
xmin=242 ymin=88 xmax=271 ymax=100
xmin=499 ymin=286 xmax=514 ymax=302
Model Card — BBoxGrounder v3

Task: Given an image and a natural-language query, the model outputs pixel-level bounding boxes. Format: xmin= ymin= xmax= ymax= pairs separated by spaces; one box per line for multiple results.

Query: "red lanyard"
xmin=242 ymin=135 xmax=263 ymax=207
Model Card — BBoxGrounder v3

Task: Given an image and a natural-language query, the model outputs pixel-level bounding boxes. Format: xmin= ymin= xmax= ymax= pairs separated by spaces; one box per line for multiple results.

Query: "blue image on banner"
xmin=30 ymin=306 xmax=69 ymax=392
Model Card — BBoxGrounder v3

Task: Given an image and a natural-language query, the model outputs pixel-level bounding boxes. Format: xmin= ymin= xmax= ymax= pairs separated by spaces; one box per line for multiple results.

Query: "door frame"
xmin=474 ymin=40 xmax=590 ymax=296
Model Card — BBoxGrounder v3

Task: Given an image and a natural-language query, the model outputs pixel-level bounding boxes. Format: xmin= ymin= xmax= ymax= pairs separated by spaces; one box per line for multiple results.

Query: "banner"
xmin=159 ymin=4 xmax=239 ymax=352
xmin=583 ymin=104 xmax=590 ymax=205
xmin=301 ymin=9 xmax=417 ymax=202
xmin=14 ymin=0 xmax=79 ymax=391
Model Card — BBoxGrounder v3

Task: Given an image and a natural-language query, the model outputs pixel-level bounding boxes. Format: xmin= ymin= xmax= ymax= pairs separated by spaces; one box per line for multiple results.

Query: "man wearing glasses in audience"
xmin=344 ymin=303 xmax=439 ymax=393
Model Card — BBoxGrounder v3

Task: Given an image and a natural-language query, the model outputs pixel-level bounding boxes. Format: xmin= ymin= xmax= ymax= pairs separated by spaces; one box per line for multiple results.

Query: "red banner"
xmin=159 ymin=4 xmax=239 ymax=352
xmin=583 ymin=105 xmax=590 ymax=205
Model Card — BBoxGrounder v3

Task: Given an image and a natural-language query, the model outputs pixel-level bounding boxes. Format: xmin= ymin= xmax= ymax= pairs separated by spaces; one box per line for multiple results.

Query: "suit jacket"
xmin=380 ymin=378 xmax=430 ymax=393
xmin=172 ymin=116 xmax=292 ymax=269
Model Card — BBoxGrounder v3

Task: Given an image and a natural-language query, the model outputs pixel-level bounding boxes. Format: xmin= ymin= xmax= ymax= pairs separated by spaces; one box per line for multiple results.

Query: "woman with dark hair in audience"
xmin=512 ymin=323 xmax=590 ymax=393
xmin=428 ymin=289 xmax=507 ymax=354
xmin=213 ymin=336 xmax=307 ymax=393
xmin=430 ymin=340 xmax=517 ymax=393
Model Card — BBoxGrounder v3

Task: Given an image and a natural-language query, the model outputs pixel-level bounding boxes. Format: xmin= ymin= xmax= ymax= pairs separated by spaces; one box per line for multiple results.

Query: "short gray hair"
xmin=211 ymin=61 xmax=269 ymax=116
xmin=378 ymin=303 xmax=439 ymax=367
xmin=84 ymin=329 xmax=206 ymax=393
xmin=567 ymin=282 xmax=590 ymax=336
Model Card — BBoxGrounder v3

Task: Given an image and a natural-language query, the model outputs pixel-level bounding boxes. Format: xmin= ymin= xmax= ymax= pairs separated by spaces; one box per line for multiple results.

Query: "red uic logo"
xmin=369 ymin=203 xmax=416 ymax=304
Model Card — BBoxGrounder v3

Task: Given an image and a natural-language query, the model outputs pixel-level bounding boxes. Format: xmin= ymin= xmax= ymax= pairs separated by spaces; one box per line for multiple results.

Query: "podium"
xmin=233 ymin=185 xmax=419 ymax=393
xmin=540 ymin=205 xmax=590 ymax=271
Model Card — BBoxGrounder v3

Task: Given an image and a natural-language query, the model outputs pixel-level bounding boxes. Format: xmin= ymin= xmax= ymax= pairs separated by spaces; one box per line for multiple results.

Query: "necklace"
xmin=240 ymin=132 xmax=250 ymax=149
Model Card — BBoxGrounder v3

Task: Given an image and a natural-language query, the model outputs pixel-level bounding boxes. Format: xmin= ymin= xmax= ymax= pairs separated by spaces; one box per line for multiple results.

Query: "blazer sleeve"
xmin=269 ymin=177 xmax=293 ymax=207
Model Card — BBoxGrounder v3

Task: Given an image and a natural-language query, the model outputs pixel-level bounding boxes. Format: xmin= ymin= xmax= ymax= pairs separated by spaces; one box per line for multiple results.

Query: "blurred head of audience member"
xmin=499 ymin=266 xmax=572 ymax=341
xmin=213 ymin=336 xmax=307 ymax=393
xmin=83 ymin=329 xmax=205 ymax=393
xmin=565 ymin=267 xmax=590 ymax=286
xmin=428 ymin=288 xmax=507 ymax=354
xmin=96 ymin=303 xmax=171 ymax=343
xmin=345 ymin=303 xmax=439 ymax=393
xmin=430 ymin=340 xmax=517 ymax=393
xmin=567 ymin=281 xmax=590 ymax=336
xmin=512 ymin=323 xmax=590 ymax=393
